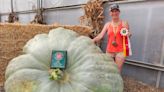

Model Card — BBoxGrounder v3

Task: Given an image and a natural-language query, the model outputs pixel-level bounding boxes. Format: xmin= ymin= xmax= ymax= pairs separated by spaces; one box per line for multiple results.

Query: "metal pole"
xmin=156 ymin=71 xmax=162 ymax=88
xmin=11 ymin=0 xmax=14 ymax=13
xmin=0 ymin=4 xmax=83 ymax=16
xmin=156 ymin=39 xmax=164 ymax=88
xmin=41 ymin=0 xmax=43 ymax=9
xmin=125 ymin=59 xmax=164 ymax=71
xmin=37 ymin=0 xmax=39 ymax=10
xmin=0 ymin=14 xmax=1 ymax=22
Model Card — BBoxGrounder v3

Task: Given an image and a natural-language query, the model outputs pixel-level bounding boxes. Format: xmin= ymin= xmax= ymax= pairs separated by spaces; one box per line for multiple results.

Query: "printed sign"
xmin=50 ymin=50 xmax=67 ymax=69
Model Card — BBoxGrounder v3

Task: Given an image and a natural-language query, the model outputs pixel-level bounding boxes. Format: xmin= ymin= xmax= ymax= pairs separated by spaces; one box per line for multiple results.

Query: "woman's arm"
xmin=93 ymin=22 xmax=109 ymax=43
xmin=123 ymin=21 xmax=132 ymax=37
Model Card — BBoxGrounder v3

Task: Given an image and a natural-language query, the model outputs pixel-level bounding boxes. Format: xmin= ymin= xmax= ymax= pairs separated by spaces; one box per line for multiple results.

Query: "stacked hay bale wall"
xmin=0 ymin=23 xmax=92 ymax=86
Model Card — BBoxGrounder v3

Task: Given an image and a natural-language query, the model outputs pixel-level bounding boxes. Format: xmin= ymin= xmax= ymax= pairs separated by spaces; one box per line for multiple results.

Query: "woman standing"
xmin=93 ymin=4 xmax=132 ymax=72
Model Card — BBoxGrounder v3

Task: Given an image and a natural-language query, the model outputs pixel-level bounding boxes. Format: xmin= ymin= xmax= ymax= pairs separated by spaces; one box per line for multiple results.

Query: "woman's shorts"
xmin=107 ymin=52 xmax=125 ymax=62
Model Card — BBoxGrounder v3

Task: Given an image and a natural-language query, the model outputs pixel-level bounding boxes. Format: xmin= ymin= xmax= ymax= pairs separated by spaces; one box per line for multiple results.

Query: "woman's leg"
xmin=106 ymin=52 xmax=125 ymax=72
xmin=115 ymin=52 xmax=125 ymax=72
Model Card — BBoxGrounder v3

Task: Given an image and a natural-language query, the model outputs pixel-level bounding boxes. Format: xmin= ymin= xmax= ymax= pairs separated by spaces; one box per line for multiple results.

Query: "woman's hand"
xmin=92 ymin=37 xmax=100 ymax=43
xmin=92 ymin=38 xmax=96 ymax=43
xmin=92 ymin=22 xmax=110 ymax=43
xmin=127 ymin=32 xmax=132 ymax=37
xmin=122 ymin=21 xmax=131 ymax=37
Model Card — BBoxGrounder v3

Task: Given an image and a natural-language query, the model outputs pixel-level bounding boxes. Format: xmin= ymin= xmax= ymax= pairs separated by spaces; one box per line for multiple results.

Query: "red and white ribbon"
xmin=120 ymin=28 xmax=132 ymax=57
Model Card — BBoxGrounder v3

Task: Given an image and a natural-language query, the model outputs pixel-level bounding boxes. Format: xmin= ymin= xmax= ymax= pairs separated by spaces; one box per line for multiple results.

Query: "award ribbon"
xmin=120 ymin=28 xmax=132 ymax=57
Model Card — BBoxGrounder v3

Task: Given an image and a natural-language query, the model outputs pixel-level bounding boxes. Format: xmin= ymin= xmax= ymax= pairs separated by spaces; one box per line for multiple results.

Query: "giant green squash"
xmin=5 ymin=27 xmax=123 ymax=92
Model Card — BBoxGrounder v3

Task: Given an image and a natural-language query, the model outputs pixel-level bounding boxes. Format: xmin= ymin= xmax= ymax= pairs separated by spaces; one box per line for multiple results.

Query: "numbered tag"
xmin=50 ymin=50 xmax=67 ymax=69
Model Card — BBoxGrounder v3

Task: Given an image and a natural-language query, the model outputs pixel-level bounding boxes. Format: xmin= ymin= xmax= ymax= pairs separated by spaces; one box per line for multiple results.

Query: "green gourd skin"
xmin=5 ymin=27 xmax=123 ymax=92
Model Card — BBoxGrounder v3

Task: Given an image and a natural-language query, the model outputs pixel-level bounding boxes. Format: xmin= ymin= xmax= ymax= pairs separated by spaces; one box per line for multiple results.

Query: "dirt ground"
xmin=123 ymin=76 xmax=164 ymax=92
